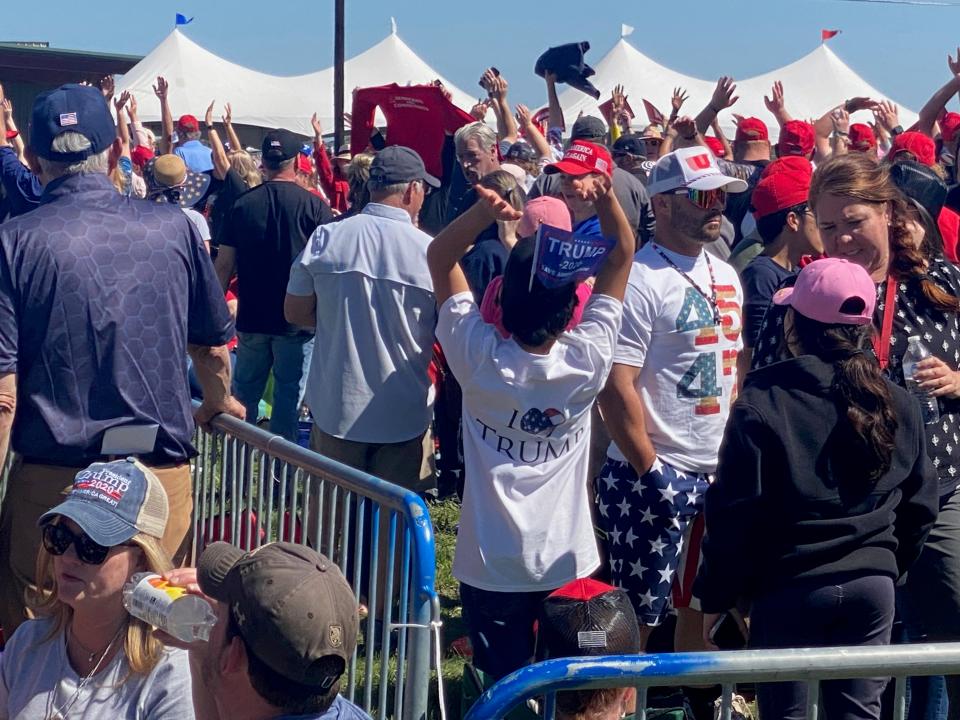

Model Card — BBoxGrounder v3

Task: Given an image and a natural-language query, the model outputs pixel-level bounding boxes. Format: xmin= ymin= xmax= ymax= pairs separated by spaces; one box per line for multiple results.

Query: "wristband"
xmin=890 ymin=125 xmax=904 ymax=137
xmin=205 ymin=124 xmax=214 ymax=131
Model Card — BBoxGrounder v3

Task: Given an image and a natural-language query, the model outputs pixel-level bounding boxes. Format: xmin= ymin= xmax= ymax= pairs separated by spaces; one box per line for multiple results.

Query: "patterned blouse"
xmin=751 ymin=256 xmax=960 ymax=496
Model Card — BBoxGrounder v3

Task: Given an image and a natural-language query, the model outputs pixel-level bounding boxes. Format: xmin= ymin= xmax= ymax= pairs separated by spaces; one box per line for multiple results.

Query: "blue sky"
xmin=4 ymin=0 xmax=960 ymax=113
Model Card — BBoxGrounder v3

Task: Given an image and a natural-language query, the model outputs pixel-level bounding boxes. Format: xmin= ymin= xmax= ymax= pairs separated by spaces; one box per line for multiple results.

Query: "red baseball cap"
xmin=752 ymin=156 xmax=813 ymax=219
xmin=890 ymin=131 xmax=936 ymax=167
xmin=544 ymin=140 xmax=613 ymax=178
xmin=942 ymin=112 xmax=960 ymax=143
xmin=849 ymin=123 xmax=876 ymax=153
xmin=177 ymin=114 xmax=200 ymax=132
xmin=703 ymin=135 xmax=725 ymax=158
xmin=777 ymin=120 xmax=815 ymax=158
xmin=130 ymin=144 xmax=155 ymax=168
xmin=735 ymin=117 xmax=768 ymax=142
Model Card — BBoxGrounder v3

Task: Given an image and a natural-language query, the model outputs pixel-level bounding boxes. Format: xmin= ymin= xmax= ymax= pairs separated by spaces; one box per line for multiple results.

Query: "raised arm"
xmin=205 ymin=100 xmax=230 ymax=181
xmin=763 ymin=81 xmax=793 ymax=126
xmin=153 ymin=76 xmax=173 ymax=155
xmin=222 ymin=103 xmax=242 ymax=153
xmin=668 ymin=86 xmax=689 ymax=129
xmin=695 ymin=77 xmax=739 ymax=135
xmin=114 ymin=91 xmax=132 ymax=161
xmin=711 ymin=117 xmax=734 ymax=160
xmin=545 ymin=71 xmax=565 ymax=132
xmin=0 ymin=86 xmax=24 ymax=164
xmin=917 ymin=49 xmax=960 ymax=137
xmin=487 ymin=72 xmax=518 ymax=145
xmin=311 ymin=112 xmax=336 ymax=196
xmin=589 ymin=175 xmax=634 ymax=302
xmin=515 ymin=104 xmax=552 ymax=160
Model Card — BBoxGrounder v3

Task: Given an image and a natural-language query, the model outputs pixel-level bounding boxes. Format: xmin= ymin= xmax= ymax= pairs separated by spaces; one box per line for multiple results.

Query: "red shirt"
xmin=938 ymin=207 xmax=960 ymax=263
xmin=315 ymin=141 xmax=350 ymax=214
xmin=350 ymin=84 xmax=474 ymax=178
xmin=225 ymin=277 xmax=239 ymax=351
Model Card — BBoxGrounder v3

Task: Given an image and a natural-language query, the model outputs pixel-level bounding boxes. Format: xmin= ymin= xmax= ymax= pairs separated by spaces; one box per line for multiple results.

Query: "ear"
xmin=785 ymin=210 xmax=802 ymax=232
xmin=222 ymin=635 xmax=246 ymax=677
xmin=402 ymin=182 xmax=416 ymax=205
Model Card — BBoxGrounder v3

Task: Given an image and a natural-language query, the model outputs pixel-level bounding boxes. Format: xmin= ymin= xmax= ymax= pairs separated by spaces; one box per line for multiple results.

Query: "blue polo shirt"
xmin=0 ymin=173 xmax=234 ymax=466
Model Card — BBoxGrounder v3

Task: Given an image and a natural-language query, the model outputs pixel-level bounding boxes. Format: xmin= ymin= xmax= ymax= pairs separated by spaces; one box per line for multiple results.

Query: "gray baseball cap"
xmin=368 ymin=146 xmax=440 ymax=188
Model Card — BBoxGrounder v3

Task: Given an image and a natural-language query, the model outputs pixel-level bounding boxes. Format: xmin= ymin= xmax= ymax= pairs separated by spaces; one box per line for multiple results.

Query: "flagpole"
xmin=334 ymin=0 xmax=345 ymax=152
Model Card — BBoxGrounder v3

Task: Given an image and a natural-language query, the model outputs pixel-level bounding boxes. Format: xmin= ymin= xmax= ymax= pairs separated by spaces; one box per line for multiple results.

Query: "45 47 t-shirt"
xmin=607 ymin=243 xmax=743 ymax=474
xmin=437 ymin=291 xmax=622 ymax=591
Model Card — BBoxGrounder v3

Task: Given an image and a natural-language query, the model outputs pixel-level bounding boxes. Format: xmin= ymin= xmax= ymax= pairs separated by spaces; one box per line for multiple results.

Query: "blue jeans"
xmin=234 ymin=332 xmax=313 ymax=442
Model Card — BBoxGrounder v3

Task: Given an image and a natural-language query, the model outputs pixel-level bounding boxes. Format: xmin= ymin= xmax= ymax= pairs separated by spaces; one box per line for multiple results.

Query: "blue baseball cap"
xmin=39 ymin=458 xmax=169 ymax=546
xmin=29 ymin=84 xmax=117 ymax=162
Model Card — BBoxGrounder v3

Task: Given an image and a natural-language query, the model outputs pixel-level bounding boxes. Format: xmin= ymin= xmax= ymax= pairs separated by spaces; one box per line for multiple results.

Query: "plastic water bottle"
xmin=902 ymin=335 xmax=941 ymax=425
xmin=122 ymin=572 xmax=217 ymax=642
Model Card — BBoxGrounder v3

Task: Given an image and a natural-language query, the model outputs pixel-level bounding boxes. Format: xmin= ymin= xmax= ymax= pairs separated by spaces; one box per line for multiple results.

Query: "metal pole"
xmin=333 ymin=0 xmax=345 ymax=152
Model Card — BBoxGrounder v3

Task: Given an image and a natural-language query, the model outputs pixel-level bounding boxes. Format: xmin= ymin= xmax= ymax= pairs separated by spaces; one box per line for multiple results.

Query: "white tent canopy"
xmin=116 ymin=26 xmax=477 ymax=137
xmin=557 ymin=39 xmax=917 ymax=141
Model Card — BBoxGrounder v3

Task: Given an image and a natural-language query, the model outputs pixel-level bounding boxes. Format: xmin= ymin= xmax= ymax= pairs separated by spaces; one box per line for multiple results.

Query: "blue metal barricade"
xmin=464 ymin=644 xmax=960 ymax=720
xmin=190 ymin=408 xmax=439 ymax=720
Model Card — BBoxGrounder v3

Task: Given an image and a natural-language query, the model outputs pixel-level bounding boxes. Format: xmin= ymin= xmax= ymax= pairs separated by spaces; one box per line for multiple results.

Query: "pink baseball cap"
xmin=517 ymin=196 xmax=573 ymax=238
xmin=773 ymin=258 xmax=875 ymax=325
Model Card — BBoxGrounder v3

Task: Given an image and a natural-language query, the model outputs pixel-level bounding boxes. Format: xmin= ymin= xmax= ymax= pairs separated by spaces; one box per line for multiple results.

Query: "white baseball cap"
xmin=647 ymin=146 xmax=748 ymax=197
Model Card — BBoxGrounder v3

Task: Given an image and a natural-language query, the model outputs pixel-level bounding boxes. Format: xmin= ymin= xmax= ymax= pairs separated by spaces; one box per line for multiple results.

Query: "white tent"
xmin=557 ymin=39 xmax=917 ymax=141
xmin=116 ymin=25 xmax=477 ymax=137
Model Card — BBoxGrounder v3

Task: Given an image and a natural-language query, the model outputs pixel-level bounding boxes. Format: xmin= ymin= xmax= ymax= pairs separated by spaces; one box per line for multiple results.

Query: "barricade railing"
xmin=464 ymin=644 xmax=960 ymax=720
xmin=190 ymin=407 xmax=439 ymax=720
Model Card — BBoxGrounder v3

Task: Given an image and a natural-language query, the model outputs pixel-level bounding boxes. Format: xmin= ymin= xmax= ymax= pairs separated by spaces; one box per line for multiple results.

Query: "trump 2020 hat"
xmin=647 ymin=146 xmax=748 ymax=197
xmin=368 ymin=146 xmax=440 ymax=188
xmin=39 ymin=458 xmax=168 ymax=546
xmin=30 ymin=84 xmax=117 ymax=162
xmin=198 ymin=542 xmax=359 ymax=689
xmin=773 ymin=258 xmax=876 ymax=326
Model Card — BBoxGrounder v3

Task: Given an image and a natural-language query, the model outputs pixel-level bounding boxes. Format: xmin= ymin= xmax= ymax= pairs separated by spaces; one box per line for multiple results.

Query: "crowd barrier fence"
xmin=189 ymin=409 xmax=440 ymax=720
xmin=464 ymin=644 xmax=960 ymax=720
xmin=0 ymin=411 xmax=440 ymax=720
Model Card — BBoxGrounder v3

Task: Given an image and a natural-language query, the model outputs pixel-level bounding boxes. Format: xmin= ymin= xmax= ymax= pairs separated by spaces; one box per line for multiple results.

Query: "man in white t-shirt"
xmin=428 ymin=141 xmax=635 ymax=680
xmin=596 ymin=143 xmax=746 ymax=656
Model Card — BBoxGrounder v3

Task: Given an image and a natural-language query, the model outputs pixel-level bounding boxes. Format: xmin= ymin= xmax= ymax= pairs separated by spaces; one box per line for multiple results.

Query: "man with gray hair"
xmin=0 ymin=83 xmax=242 ymax=635
xmin=285 ymin=145 xmax=439 ymax=491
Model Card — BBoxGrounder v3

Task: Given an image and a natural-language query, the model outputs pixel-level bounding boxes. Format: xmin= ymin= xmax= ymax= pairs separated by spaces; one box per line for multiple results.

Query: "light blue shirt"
xmin=174 ymin=139 xmax=214 ymax=173
xmin=288 ymin=203 xmax=436 ymax=443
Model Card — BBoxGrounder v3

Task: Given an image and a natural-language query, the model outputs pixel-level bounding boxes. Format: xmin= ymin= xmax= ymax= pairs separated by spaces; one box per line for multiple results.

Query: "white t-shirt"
xmin=181 ymin=208 xmax=211 ymax=243
xmin=437 ymin=291 xmax=623 ymax=591
xmin=0 ymin=618 xmax=194 ymax=720
xmin=607 ymin=242 xmax=743 ymax=474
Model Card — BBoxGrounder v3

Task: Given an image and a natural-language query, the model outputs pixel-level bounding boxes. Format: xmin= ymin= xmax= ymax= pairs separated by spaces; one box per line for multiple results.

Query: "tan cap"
xmin=198 ymin=542 xmax=359 ymax=689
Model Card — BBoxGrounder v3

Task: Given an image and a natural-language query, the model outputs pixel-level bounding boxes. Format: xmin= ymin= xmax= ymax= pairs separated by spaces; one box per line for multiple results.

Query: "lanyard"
xmin=875 ymin=277 xmax=897 ymax=370
xmin=652 ymin=244 xmax=721 ymax=325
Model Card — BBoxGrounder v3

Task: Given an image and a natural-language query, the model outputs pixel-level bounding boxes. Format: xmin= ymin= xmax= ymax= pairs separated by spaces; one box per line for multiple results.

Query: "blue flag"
xmin=175 ymin=13 xmax=194 ymax=25
xmin=530 ymin=223 xmax=616 ymax=290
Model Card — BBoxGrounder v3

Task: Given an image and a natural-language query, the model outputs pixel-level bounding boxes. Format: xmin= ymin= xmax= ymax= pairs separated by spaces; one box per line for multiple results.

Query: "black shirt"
xmin=221 ymin=180 xmax=333 ymax=335
xmin=752 ymin=256 xmax=960 ymax=495
xmin=741 ymin=255 xmax=795 ymax=348
xmin=209 ymin=168 xmax=249 ymax=247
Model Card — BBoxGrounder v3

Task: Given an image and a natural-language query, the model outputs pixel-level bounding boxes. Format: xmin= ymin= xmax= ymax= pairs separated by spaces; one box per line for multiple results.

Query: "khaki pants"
xmin=308 ymin=427 xmax=433 ymax=612
xmin=0 ymin=460 xmax=192 ymax=638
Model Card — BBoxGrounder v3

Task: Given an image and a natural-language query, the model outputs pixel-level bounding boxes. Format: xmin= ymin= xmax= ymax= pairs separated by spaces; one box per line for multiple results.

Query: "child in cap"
xmin=543 ymin=140 xmax=615 ymax=239
xmin=427 ymin=164 xmax=634 ymax=680
xmin=0 ymin=458 xmax=193 ymax=720
xmin=537 ymin=578 xmax=641 ymax=720
xmin=694 ymin=258 xmax=938 ymax=720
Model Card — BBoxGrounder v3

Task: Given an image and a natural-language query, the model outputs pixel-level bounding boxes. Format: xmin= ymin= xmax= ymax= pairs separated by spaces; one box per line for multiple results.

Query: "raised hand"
xmin=205 ymin=99 xmax=216 ymax=128
xmin=475 ymin=185 xmax=523 ymax=221
xmin=470 ymin=99 xmax=490 ymax=122
xmin=763 ymin=81 xmax=785 ymax=115
xmin=611 ymin=84 xmax=628 ymax=113
xmin=949 ymin=47 xmax=960 ymax=77
xmin=845 ymin=96 xmax=878 ymax=113
xmin=99 ymin=75 xmax=115 ymax=99
xmin=222 ymin=102 xmax=233 ymax=125
xmin=874 ymin=100 xmax=899 ymax=131
xmin=489 ymin=75 xmax=508 ymax=102
xmin=152 ymin=76 xmax=169 ymax=100
xmin=674 ymin=116 xmax=698 ymax=140
xmin=311 ymin=112 xmax=323 ymax=137
xmin=710 ymin=76 xmax=739 ymax=111
xmin=832 ymin=108 xmax=851 ymax=134
xmin=516 ymin=103 xmax=534 ymax=129
xmin=431 ymin=79 xmax=452 ymax=102
xmin=572 ymin=173 xmax=613 ymax=203
xmin=671 ymin=86 xmax=688 ymax=113
xmin=114 ymin=91 xmax=131 ymax=114
xmin=127 ymin=94 xmax=139 ymax=120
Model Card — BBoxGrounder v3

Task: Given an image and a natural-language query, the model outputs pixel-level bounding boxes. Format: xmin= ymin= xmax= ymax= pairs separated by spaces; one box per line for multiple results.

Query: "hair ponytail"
xmin=790 ymin=311 xmax=898 ymax=483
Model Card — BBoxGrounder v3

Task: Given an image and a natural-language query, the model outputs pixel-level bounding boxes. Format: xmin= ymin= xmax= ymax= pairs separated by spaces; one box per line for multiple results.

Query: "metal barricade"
xmin=464 ymin=644 xmax=960 ymax=720
xmin=190 ymin=409 xmax=439 ymax=720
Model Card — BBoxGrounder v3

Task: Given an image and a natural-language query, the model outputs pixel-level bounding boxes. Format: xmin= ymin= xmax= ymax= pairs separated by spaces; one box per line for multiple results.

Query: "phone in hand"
xmin=478 ymin=67 xmax=501 ymax=92
xmin=709 ymin=612 xmax=747 ymax=650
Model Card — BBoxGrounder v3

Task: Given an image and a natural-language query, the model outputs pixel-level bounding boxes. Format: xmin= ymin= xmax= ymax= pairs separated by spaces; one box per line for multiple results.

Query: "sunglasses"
xmin=672 ymin=187 xmax=727 ymax=210
xmin=42 ymin=523 xmax=133 ymax=565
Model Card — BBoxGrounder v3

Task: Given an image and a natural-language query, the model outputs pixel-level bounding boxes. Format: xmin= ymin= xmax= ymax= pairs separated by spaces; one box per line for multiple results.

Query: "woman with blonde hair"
xmin=0 ymin=459 xmax=193 ymax=719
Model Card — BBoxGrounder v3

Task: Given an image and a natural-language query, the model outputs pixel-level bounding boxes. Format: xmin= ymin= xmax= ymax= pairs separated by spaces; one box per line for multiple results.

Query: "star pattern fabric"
xmin=594 ymin=457 xmax=709 ymax=626
xmin=752 ymin=257 xmax=960 ymax=495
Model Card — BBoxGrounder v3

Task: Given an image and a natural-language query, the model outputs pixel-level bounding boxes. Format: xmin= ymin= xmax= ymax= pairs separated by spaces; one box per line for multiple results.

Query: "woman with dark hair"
xmin=750 ymin=153 xmax=960 ymax=715
xmin=696 ymin=258 xmax=938 ymax=720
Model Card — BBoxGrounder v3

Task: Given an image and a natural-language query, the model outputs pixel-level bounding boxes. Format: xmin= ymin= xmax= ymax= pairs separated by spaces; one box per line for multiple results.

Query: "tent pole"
xmin=334 ymin=0 xmax=345 ymax=151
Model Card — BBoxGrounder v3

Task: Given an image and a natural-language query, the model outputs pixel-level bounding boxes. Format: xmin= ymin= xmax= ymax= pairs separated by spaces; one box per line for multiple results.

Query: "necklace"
xmin=49 ymin=626 xmax=124 ymax=720
xmin=653 ymin=243 xmax=721 ymax=325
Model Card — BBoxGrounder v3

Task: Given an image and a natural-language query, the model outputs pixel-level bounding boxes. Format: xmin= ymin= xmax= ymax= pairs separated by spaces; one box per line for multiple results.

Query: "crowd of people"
xmin=0 ymin=41 xmax=960 ymax=720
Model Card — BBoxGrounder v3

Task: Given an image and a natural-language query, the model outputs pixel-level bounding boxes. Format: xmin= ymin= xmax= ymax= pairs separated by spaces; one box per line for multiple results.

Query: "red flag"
xmin=821 ymin=29 xmax=841 ymax=42
xmin=642 ymin=99 xmax=666 ymax=127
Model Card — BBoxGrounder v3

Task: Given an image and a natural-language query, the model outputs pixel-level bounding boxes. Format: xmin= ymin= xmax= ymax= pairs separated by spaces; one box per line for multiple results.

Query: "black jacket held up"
xmin=694 ymin=354 xmax=939 ymax=614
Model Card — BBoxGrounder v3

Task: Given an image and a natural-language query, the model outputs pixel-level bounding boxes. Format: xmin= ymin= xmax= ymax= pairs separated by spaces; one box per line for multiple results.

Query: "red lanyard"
xmin=875 ymin=277 xmax=897 ymax=370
